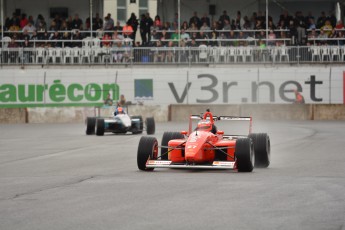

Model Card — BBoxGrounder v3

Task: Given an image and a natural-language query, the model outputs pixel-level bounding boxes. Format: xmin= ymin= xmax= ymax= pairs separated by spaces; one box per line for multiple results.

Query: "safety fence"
xmin=1 ymin=45 xmax=345 ymax=66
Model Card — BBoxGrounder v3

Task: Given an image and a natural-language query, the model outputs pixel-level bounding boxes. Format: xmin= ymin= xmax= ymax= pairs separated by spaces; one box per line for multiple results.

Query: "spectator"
xmin=200 ymin=21 xmax=210 ymax=31
xmin=293 ymin=90 xmax=305 ymax=104
xmin=127 ymin=13 xmax=138 ymax=43
xmin=118 ymin=94 xmax=126 ymax=106
xmin=53 ymin=14 xmax=62 ymax=30
xmin=162 ymin=21 xmax=171 ymax=30
xmin=268 ymin=30 xmax=276 ymax=46
xmin=336 ymin=31 xmax=344 ymax=45
xmin=72 ymin=30 xmax=83 ymax=47
xmin=35 ymin=14 xmax=46 ymax=30
xmin=103 ymin=13 xmax=114 ymax=31
xmin=71 ymin=14 xmax=83 ymax=30
xmin=200 ymin=13 xmax=210 ymax=27
xmin=181 ymin=21 xmax=189 ymax=31
xmin=122 ymin=22 xmax=133 ymax=39
xmin=8 ymin=37 xmax=19 ymax=48
xmin=104 ymin=93 xmax=113 ymax=106
xmin=154 ymin=15 xmax=162 ymax=29
xmin=288 ymin=19 xmax=298 ymax=45
xmin=308 ymin=18 xmax=316 ymax=30
xmin=316 ymin=11 xmax=327 ymax=28
xmin=235 ymin=11 xmax=244 ymax=29
xmin=113 ymin=21 xmax=123 ymax=35
xmin=223 ymin=19 xmax=231 ymax=31
xmin=21 ymin=29 xmax=31 ymax=41
xmin=295 ymin=11 xmax=306 ymax=44
xmin=321 ymin=20 xmax=333 ymax=36
xmin=279 ymin=11 xmax=293 ymax=28
xmin=102 ymin=33 xmax=111 ymax=47
xmin=335 ymin=20 xmax=344 ymax=30
xmin=189 ymin=11 xmax=201 ymax=28
xmin=145 ymin=13 xmax=154 ymax=44
xmin=218 ymin=10 xmax=230 ymax=29
xmin=19 ymin=14 xmax=28 ymax=29
xmin=61 ymin=32 xmax=71 ymax=47
xmin=22 ymin=22 xmax=36 ymax=34
xmin=93 ymin=13 xmax=103 ymax=31
xmin=60 ymin=21 xmax=69 ymax=31
xmin=49 ymin=21 xmax=59 ymax=31
xmin=165 ymin=41 xmax=176 ymax=62
xmin=171 ymin=29 xmax=181 ymax=43
xmin=8 ymin=12 xmax=20 ymax=28
xmin=140 ymin=14 xmax=149 ymax=44
xmin=153 ymin=40 xmax=165 ymax=62
xmin=160 ymin=29 xmax=170 ymax=44
xmin=112 ymin=30 xmax=124 ymax=46
xmin=180 ymin=29 xmax=190 ymax=41
xmin=28 ymin=15 xmax=34 ymax=25
xmin=66 ymin=16 xmax=73 ymax=30
xmin=50 ymin=31 xmax=62 ymax=47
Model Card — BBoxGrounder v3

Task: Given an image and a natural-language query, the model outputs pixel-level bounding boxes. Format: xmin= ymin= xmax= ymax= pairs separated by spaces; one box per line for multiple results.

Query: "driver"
xmin=196 ymin=119 xmax=217 ymax=134
xmin=114 ymin=106 xmax=125 ymax=116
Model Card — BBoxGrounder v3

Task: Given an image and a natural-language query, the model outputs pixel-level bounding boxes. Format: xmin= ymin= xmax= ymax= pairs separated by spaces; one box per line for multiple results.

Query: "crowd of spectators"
xmin=1 ymin=9 xmax=345 ymax=49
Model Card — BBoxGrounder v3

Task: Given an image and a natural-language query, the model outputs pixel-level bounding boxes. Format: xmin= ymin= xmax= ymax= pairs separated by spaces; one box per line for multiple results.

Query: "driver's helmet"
xmin=197 ymin=119 xmax=212 ymax=131
xmin=114 ymin=107 xmax=124 ymax=116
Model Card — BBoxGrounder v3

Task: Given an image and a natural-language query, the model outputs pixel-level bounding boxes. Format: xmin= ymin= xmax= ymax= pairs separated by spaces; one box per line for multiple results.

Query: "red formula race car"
xmin=137 ymin=110 xmax=270 ymax=172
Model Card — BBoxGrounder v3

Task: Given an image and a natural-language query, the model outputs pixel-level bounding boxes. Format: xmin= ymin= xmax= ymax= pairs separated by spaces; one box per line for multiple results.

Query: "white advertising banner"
xmin=0 ymin=67 xmax=344 ymax=108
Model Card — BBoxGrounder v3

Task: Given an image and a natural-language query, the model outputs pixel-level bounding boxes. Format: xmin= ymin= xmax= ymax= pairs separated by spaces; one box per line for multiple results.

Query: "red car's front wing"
xmin=146 ymin=160 xmax=237 ymax=170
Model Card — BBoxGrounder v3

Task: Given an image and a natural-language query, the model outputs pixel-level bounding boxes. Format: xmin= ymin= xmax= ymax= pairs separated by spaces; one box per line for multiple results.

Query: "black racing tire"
xmin=235 ymin=138 xmax=254 ymax=172
xmin=137 ymin=136 xmax=158 ymax=171
xmin=96 ymin=118 xmax=105 ymax=136
xmin=86 ymin=117 xmax=96 ymax=135
xmin=161 ymin=132 xmax=184 ymax=160
xmin=249 ymin=133 xmax=270 ymax=168
xmin=146 ymin=117 xmax=155 ymax=135
xmin=131 ymin=115 xmax=143 ymax=134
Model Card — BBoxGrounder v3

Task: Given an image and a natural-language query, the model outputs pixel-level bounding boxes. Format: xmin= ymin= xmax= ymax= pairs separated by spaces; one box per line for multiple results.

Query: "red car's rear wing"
xmin=189 ymin=114 xmax=252 ymax=135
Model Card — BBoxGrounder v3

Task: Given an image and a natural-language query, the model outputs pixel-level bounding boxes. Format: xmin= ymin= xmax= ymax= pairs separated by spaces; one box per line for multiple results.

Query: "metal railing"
xmin=0 ymin=45 xmax=344 ymax=66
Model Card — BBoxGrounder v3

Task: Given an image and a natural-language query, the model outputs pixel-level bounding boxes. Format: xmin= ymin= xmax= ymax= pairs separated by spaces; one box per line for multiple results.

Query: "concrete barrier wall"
xmin=0 ymin=108 xmax=27 ymax=123
xmin=0 ymin=105 xmax=167 ymax=124
xmin=1 ymin=104 xmax=345 ymax=123
xmin=169 ymin=104 xmax=345 ymax=121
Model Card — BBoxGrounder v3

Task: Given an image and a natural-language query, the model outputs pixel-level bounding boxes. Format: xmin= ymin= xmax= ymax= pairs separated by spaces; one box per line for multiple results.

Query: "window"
xmin=117 ymin=0 xmax=127 ymax=22
xmin=139 ymin=0 xmax=148 ymax=17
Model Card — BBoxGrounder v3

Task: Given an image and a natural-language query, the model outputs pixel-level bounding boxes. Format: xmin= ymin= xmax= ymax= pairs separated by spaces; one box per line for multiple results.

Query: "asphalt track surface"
xmin=1 ymin=120 xmax=345 ymax=230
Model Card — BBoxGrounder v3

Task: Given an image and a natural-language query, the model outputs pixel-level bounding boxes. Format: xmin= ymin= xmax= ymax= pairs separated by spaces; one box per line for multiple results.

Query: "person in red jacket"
xmin=294 ymin=90 xmax=305 ymax=104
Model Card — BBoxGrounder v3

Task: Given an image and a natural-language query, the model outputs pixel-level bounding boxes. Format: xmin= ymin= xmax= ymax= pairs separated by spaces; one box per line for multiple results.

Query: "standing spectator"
xmin=20 ymin=14 xmax=29 ymax=29
xmin=145 ymin=13 xmax=153 ymax=44
xmin=35 ymin=14 xmax=46 ymax=30
xmin=28 ymin=15 xmax=34 ymax=25
xmin=9 ymin=12 xmax=20 ymax=28
xmin=200 ymin=13 xmax=210 ymax=27
xmin=295 ymin=11 xmax=307 ymax=44
xmin=71 ymin=14 xmax=83 ymax=30
xmin=279 ymin=11 xmax=293 ymax=28
xmin=103 ymin=13 xmax=114 ymax=31
xmin=93 ymin=13 xmax=103 ymax=31
xmin=189 ymin=11 xmax=201 ymax=29
xmin=127 ymin=13 xmax=138 ymax=43
xmin=218 ymin=10 xmax=230 ymax=29
xmin=288 ymin=19 xmax=298 ymax=45
xmin=316 ymin=11 xmax=327 ymax=29
xmin=305 ymin=11 xmax=315 ymax=29
xmin=235 ymin=11 xmax=244 ymax=29
xmin=139 ymin=14 xmax=147 ymax=44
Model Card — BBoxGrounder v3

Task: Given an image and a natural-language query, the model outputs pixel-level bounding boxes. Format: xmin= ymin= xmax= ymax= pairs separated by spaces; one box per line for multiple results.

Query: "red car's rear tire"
xmin=235 ymin=138 xmax=254 ymax=172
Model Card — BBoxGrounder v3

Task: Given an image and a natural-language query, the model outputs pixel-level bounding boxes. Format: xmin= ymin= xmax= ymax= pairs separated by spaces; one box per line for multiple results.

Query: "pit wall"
xmin=1 ymin=104 xmax=345 ymax=124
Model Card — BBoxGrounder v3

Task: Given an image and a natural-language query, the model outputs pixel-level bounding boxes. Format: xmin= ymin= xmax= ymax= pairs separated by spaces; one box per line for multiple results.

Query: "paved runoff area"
xmin=1 ymin=120 xmax=345 ymax=230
